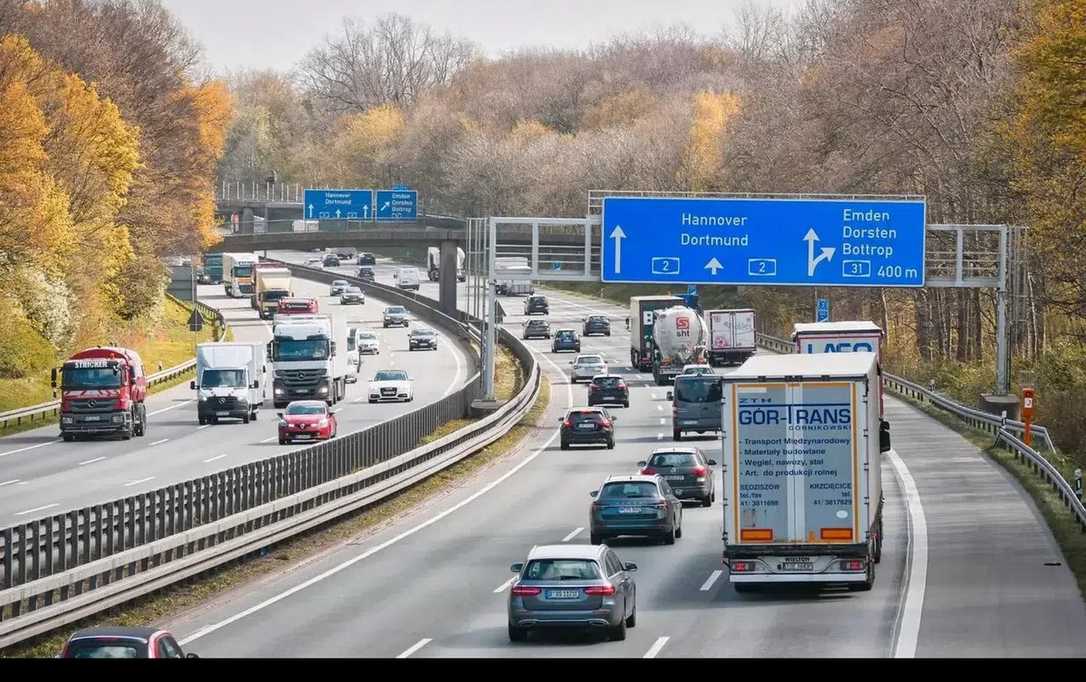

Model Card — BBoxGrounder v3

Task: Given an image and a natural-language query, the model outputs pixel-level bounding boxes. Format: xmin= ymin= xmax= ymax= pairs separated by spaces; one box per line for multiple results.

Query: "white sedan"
xmin=368 ymin=369 xmax=414 ymax=403
xmin=357 ymin=331 xmax=380 ymax=355
xmin=570 ymin=354 xmax=608 ymax=383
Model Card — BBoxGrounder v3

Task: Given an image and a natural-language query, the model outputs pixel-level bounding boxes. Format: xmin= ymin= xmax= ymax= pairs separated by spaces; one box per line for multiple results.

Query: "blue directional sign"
xmin=376 ymin=189 xmax=418 ymax=221
xmin=601 ymin=197 xmax=926 ymax=287
xmin=303 ymin=189 xmax=373 ymax=221
xmin=817 ymin=298 xmax=830 ymax=322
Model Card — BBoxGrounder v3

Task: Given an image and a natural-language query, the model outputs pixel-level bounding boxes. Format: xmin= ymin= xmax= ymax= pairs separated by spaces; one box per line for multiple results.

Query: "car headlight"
xmin=318 ymin=385 xmax=329 ymax=394
xmin=318 ymin=419 xmax=329 ymax=427
xmin=278 ymin=420 xmax=288 ymax=427
xmin=274 ymin=387 xmax=284 ymax=395
xmin=62 ymin=416 xmax=73 ymax=424
xmin=112 ymin=414 xmax=123 ymax=423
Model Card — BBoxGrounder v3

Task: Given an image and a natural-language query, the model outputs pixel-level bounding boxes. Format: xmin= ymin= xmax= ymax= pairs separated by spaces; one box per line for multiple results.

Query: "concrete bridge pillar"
xmin=241 ymin=207 xmax=255 ymax=234
xmin=439 ymin=240 xmax=459 ymax=318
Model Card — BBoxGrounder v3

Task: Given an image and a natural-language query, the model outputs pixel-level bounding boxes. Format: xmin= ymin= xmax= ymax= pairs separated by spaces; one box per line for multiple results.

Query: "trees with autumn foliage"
xmin=0 ymin=0 xmax=231 ymax=378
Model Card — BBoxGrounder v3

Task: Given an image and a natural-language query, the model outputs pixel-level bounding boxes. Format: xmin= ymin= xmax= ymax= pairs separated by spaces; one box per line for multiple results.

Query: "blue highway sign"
xmin=303 ymin=189 xmax=373 ymax=220
xmin=376 ymin=189 xmax=418 ymax=221
xmin=601 ymin=197 xmax=926 ymax=287
xmin=817 ymin=298 xmax=830 ymax=322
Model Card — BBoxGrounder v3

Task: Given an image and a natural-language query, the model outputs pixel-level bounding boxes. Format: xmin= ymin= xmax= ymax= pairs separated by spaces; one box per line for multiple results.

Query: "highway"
xmin=165 ymin=249 xmax=1086 ymax=657
xmin=0 ymin=274 xmax=473 ymax=524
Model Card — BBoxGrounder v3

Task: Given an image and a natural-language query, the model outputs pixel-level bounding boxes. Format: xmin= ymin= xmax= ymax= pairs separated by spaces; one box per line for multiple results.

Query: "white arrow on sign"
xmin=335 ymin=209 xmax=341 ymax=219
xmin=362 ymin=205 xmax=369 ymax=218
xmin=380 ymin=202 xmax=391 ymax=212
xmin=804 ymin=228 xmax=836 ymax=277
xmin=307 ymin=204 xmax=314 ymax=218
xmin=705 ymin=257 xmax=723 ymax=275
xmin=610 ymin=225 xmax=627 ymax=274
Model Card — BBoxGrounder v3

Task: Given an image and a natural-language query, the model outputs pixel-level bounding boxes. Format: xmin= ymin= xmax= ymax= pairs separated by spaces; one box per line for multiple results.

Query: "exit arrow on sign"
xmin=705 ymin=257 xmax=723 ymax=275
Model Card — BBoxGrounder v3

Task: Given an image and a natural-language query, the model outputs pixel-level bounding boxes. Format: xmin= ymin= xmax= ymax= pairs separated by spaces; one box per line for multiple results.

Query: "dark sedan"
xmin=523 ymin=295 xmax=549 ymax=316
xmin=409 ymin=327 xmax=439 ymax=350
xmin=639 ymin=447 xmax=717 ymax=507
xmin=560 ymin=407 xmax=616 ymax=450
xmin=588 ymin=375 xmax=629 ymax=408
xmin=582 ymin=315 xmax=611 ymax=337
xmin=522 ymin=319 xmax=551 ymax=339
xmin=551 ymin=329 xmax=581 ymax=353
xmin=357 ymin=252 xmax=377 ymax=266
xmin=58 ymin=626 xmax=197 ymax=658
xmin=357 ymin=266 xmax=376 ymax=282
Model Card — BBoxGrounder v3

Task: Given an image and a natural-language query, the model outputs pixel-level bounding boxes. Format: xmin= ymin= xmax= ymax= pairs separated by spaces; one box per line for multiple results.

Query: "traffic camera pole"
xmin=482 ymin=217 xmax=498 ymax=401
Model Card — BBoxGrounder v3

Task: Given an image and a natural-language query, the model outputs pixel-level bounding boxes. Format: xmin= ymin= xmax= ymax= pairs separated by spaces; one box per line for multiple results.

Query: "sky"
xmin=162 ymin=0 xmax=808 ymax=75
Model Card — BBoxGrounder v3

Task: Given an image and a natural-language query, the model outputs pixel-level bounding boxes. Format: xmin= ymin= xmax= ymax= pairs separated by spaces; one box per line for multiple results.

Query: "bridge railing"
xmin=217 ymin=181 xmax=304 ymax=203
xmin=0 ymin=262 xmax=540 ymax=650
xmin=756 ymin=331 xmax=1084 ymax=531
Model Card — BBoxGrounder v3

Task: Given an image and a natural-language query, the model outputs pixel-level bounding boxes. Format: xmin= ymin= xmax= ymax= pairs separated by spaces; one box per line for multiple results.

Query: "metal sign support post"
xmin=482 ymin=217 xmax=498 ymax=400
xmin=996 ymin=227 xmax=1010 ymax=395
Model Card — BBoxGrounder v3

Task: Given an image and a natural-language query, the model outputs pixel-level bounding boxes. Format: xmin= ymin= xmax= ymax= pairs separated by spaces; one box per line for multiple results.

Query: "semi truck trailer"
xmin=706 ymin=308 xmax=757 ymax=367
xmin=720 ymin=352 xmax=889 ymax=592
xmin=629 ymin=295 xmax=683 ymax=371
xmin=650 ymin=305 xmax=707 ymax=386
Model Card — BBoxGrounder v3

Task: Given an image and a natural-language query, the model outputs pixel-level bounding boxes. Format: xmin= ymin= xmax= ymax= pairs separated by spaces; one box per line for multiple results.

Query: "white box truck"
xmin=192 ymin=342 xmax=267 ymax=425
xmin=494 ymin=257 xmax=534 ymax=296
xmin=269 ymin=314 xmax=351 ymax=408
xmin=222 ymin=252 xmax=259 ymax=298
xmin=706 ymin=308 xmax=757 ymax=367
xmin=720 ymin=352 xmax=889 ymax=592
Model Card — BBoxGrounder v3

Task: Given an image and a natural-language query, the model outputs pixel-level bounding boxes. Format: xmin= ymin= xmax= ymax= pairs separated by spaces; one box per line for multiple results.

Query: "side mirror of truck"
xmin=708 ymin=459 xmax=718 ymax=466
xmin=51 ymin=367 xmax=57 ymax=389
xmin=330 ymin=341 xmax=337 ymax=356
xmin=190 ymin=380 xmax=197 ymax=390
xmin=879 ymin=420 xmax=891 ymax=453
xmin=666 ymin=391 xmax=673 ymax=401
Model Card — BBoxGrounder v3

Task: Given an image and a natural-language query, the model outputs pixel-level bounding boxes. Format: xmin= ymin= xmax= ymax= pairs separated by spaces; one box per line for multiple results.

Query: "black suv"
xmin=357 ymin=252 xmax=376 ymax=266
xmin=408 ymin=328 xmax=438 ymax=351
xmin=523 ymin=295 xmax=549 ymax=316
xmin=551 ymin=329 xmax=581 ymax=353
xmin=559 ymin=407 xmax=616 ymax=450
xmin=322 ymin=253 xmax=341 ymax=267
xmin=357 ymin=266 xmax=376 ymax=282
xmin=588 ymin=375 xmax=629 ymax=408
xmin=522 ymin=319 xmax=551 ymax=339
xmin=583 ymin=315 xmax=611 ymax=337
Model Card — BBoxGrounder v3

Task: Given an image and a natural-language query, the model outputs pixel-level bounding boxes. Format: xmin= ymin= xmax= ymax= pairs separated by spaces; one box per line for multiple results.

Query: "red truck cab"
xmin=277 ymin=297 xmax=319 ymax=316
xmin=53 ymin=346 xmax=148 ymax=441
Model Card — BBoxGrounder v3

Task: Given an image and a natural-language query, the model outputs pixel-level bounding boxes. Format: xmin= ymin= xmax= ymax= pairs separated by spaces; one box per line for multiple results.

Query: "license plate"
xmin=781 ymin=562 xmax=813 ymax=572
xmin=602 ymin=395 xmax=615 ymax=400
xmin=576 ymin=422 xmax=595 ymax=430
xmin=295 ymin=434 xmax=312 ymax=440
xmin=217 ymin=411 xmax=231 ymax=416
xmin=682 ymin=420 xmax=699 ymax=425
xmin=618 ymin=507 xmax=640 ymax=514
xmin=665 ymin=475 xmax=683 ymax=481
xmin=546 ymin=590 xmax=581 ymax=599
xmin=83 ymin=415 xmax=101 ymax=421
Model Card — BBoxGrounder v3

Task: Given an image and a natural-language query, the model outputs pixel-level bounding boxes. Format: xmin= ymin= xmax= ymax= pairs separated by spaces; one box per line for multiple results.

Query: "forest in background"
xmin=215 ymin=0 xmax=1086 ymax=455
xmin=0 ymin=0 xmax=230 ymax=388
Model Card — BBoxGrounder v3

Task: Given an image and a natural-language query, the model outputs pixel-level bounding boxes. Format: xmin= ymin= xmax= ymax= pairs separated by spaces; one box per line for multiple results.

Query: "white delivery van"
xmin=394 ymin=267 xmax=421 ymax=291
xmin=192 ymin=342 xmax=267 ymax=424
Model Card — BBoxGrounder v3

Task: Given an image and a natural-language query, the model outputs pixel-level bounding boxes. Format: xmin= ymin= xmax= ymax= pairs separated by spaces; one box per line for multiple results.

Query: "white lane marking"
xmin=15 ymin=503 xmax=58 ymax=516
xmin=644 ymin=636 xmax=670 ymax=658
xmin=494 ymin=577 xmax=516 ymax=593
xmin=203 ymin=454 xmax=228 ymax=463
xmin=0 ymin=479 xmax=18 ymax=487
xmin=535 ymin=349 xmax=575 ymax=407
xmin=441 ymin=334 xmax=466 ymax=398
xmin=16 ymin=482 xmax=28 ymax=486
xmin=148 ymin=400 xmax=193 ymax=417
xmin=659 ymin=417 xmax=666 ymax=425
xmin=657 ymin=433 xmax=663 ymax=441
xmin=150 ymin=438 xmax=169 ymax=446
xmin=651 ymin=393 xmax=659 ymax=400
xmin=657 ymin=404 xmax=663 ymax=412
xmin=0 ymin=439 xmax=60 ymax=459
xmin=260 ymin=435 xmax=278 ymax=443
xmin=197 ymin=424 xmax=211 ymax=430
xmin=78 ymin=456 xmax=106 ymax=466
xmin=561 ymin=527 xmax=583 ymax=542
xmin=123 ymin=476 xmax=156 ymax=487
xmin=888 ymin=449 xmax=928 ymax=659
xmin=180 ymin=401 xmax=566 ymax=646
xmin=700 ymin=570 xmax=723 ymax=591
xmin=396 ymin=638 xmax=432 ymax=659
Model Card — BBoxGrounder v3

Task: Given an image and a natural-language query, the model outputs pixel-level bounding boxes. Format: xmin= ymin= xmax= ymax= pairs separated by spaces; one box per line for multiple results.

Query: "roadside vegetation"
xmin=0 ymin=2 xmax=231 ymax=420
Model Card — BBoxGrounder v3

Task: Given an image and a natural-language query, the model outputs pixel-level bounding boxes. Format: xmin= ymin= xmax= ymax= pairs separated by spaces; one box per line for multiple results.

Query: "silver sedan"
xmin=570 ymin=354 xmax=607 ymax=383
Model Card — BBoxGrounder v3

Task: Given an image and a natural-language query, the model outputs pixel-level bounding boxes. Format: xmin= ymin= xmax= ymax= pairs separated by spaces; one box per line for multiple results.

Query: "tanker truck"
xmin=650 ymin=305 xmax=708 ymax=386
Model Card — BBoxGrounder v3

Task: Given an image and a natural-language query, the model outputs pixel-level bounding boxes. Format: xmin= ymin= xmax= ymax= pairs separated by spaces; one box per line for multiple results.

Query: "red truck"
xmin=52 ymin=346 xmax=149 ymax=441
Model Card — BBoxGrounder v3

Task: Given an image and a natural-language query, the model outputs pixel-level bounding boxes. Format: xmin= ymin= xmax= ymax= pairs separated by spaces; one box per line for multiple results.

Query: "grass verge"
xmin=893 ymin=392 xmax=1086 ymax=602
xmin=2 ymin=346 xmax=550 ymax=658
xmin=0 ymin=299 xmax=228 ymax=438
xmin=420 ymin=342 xmax=522 ymax=445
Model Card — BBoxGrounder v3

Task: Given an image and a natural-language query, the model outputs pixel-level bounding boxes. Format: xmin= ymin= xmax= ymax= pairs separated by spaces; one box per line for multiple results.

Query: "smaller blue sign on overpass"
xmin=376 ymin=189 xmax=418 ymax=221
xmin=303 ymin=189 xmax=373 ymax=220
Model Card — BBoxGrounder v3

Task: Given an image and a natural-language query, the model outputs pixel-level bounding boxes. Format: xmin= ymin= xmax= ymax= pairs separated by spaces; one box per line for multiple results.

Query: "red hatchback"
xmin=277 ymin=400 xmax=338 ymax=445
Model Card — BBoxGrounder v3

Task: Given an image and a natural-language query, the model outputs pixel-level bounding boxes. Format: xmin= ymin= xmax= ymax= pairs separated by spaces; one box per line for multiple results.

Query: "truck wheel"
xmin=242 ymin=414 xmax=250 ymax=424
xmin=849 ymin=568 xmax=874 ymax=592
xmin=135 ymin=405 xmax=146 ymax=436
xmin=251 ymin=410 xmax=258 ymax=421
xmin=199 ymin=417 xmax=207 ymax=426
xmin=590 ymin=533 xmax=603 ymax=545
xmin=62 ymin=434 xmax=75 ymax=442
xmin=873 ymin=520 xmax=883 ymax=563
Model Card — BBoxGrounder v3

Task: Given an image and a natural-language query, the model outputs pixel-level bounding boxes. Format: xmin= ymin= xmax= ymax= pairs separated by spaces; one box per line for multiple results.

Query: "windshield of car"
xmin=344 ymin=287 xmax=362 ymax=294
xmin=333 ymin=280 xmax=347 ymax=286
xmin=576 ymin=356 xmax=602 ymax=365
xmin=386 ymin=307 xmax=406 ymax=314
xmin=61 ymin=366 xmax=122 ymax=389
xmin=201 ymin=369 xmax=245 ymax=388
xmin=274 ymin=339 xmax=329 ymax=361
xmin=285 ymin=403 xmax=326 ymax=415
xmin=674 ymin=377 xmax=723 ymax=403
xmin=568 ymin=410 xmax=605 ymax=423
xmin=649 ymin=452 xmax=699 ymax=467
xmin=683 ymin=366 xmax=711 ymax=375
xmin=374 ymin=370 xmax=408 ymax=381
xmin=588 ymin=316 xmax=607 ymax=323
xmin=522 ymin=559 xmax=601 ymax=581
xmin=359 ymin=333 xmax=377 ymax=340
xmin=600 ymin=482 xmax=660 ymax=499
xmin=413 ymin=329 xmax=434 ymax=336
xmin=593 ymin=376 xmax=622 ymax=387
xmin=65 ymin=640 xmax=145 ymax=658
xmin=557 ymin=330 xmax=575 ymax=339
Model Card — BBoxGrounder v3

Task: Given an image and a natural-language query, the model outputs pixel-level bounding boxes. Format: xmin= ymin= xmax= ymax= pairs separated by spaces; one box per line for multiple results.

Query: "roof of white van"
xmin=727 ymin=352 xmax=877 ymax=380
xmin=792 ymin=321 xmax=884 ymax=336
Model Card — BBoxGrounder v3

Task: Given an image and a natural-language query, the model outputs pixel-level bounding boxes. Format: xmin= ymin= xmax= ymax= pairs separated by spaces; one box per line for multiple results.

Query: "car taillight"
xmin=563 ymin=419 xmax=572 ymax=428
xmin=589 ymin=384 xmax=599 ymax=391
xmin=617 ymin=382 xmax=626 ymax=388
xmin=584 ymin=584 xmax=616 ymax=596
xmin=641 ymin=467 xmax=656 ymax=475
xmin=598 ymin=419 xmax=611 ymax=428
xmin=693 ymin=465 xmax=707 ymax=477
xmin=511 ymin=585 xmax=541 ymax=596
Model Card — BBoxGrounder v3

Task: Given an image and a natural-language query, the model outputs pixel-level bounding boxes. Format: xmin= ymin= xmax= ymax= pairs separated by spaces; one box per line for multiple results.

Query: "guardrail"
xmin=756 ymin=330 xmax=1083 ymax=531
xmin=0 ymin=298 xmax=227 ymax=432
xmin=0 ymin=263 xmax=539 ymax=650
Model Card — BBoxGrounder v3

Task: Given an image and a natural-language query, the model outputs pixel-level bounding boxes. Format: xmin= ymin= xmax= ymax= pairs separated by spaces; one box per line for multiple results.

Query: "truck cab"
xmin=269 ymin=314 xmax=350 ymax=407
xmin=277 ymin=297 xmax=319 ymax=316
xmin=53 ymin=347 xmax=148 ymax=441
xmin=223 ymin=253 xmax=259 ymax=298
